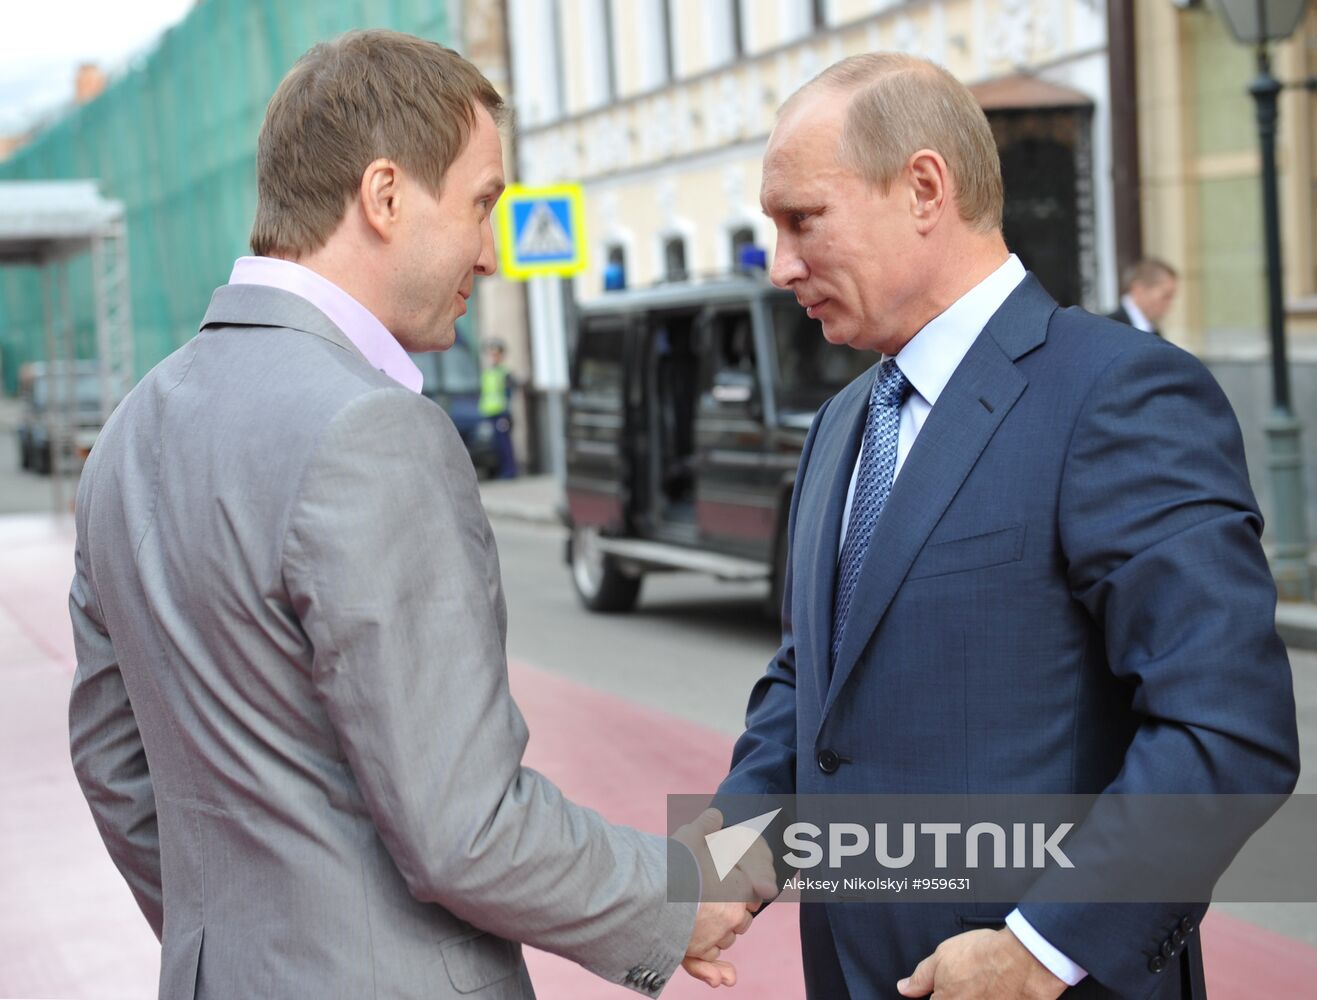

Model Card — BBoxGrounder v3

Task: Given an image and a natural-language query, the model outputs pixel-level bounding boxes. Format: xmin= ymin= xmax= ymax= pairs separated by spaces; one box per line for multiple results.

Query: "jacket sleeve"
xmin=1018 ymin=338 xmax=1300 ymax=998
xmin=280 ymin=388 xmax=696 ymax=993
xmin=68 ymin=534 xmax=163 ymax=940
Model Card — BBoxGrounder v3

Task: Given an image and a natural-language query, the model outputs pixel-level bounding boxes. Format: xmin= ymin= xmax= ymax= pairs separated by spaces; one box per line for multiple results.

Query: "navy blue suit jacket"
xmin=719 ymin=275 xmax=1300 ymax=998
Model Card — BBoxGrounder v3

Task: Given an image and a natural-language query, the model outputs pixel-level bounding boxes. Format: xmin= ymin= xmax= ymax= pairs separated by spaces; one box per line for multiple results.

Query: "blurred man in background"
xmin=1106 ymin=257 xmax=1178 ymax=336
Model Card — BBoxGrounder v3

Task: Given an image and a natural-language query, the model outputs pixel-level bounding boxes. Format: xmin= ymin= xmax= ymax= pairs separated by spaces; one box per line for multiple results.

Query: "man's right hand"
xmin=673 ymin=808 xmax=779 ymax=987
xmin=682 ymin=901 xmax=754 ymax=987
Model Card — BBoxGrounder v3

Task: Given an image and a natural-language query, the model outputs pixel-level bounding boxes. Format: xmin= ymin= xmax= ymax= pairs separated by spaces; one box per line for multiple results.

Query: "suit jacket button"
xmin=1161 ymin=940 xmax=1175 ymax=960
xmin=1180 ymin=915 xmax=1195 ymax=934
xmin=1171 ymin=928 xmax=1185 ymax=949
xmin=651 ymin=976 xmax=667 ymax=991
xmin=1148 ymin=955 xmax=1166 ymax=974
xmin=817 ymin=749 xmax=840 ymax=774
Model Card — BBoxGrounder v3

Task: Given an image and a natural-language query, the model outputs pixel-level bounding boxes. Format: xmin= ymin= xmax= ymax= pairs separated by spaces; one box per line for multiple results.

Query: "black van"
xmin=564 ymin=274 xmax=872 ymax=613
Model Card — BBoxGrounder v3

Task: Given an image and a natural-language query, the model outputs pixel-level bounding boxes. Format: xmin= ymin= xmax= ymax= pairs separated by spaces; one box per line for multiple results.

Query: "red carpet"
xmin=1 ymin=513 xmax=1313 ymax=998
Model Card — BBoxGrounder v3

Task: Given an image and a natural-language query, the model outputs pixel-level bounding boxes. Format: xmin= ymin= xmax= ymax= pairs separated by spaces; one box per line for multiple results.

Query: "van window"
xmin=771 ymin=299 xmax=874 ymax=412
xmin=576 ymin=323 xmax=625 ymax=398
xmin=703 ymin=309 xmax=759 ymax=410
xmin=410 ymin=339 xmax=481 ymax=396
xmin=31 ymin=372 xmax=102 ymax=410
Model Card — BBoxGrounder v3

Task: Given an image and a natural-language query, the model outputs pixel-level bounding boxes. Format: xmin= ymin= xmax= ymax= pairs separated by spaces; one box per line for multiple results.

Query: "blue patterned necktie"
xmin=832 ymin=359 xmax=910 ymax=666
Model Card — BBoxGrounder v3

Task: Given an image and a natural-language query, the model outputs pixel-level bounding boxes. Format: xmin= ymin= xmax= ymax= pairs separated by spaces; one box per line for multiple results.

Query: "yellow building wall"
xmin=1135 ymin=3 xmax=1317 ymax=351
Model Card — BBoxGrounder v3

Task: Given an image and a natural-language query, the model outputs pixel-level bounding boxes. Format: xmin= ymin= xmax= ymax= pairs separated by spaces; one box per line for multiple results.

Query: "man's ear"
xmin=907 ymin=149 xmax=948 ymax=236
xmin=359 ymin=158 xmax=401 ymax=241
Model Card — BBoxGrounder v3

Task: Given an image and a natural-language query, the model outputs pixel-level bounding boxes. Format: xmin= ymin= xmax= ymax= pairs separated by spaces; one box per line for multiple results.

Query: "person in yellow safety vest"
xmin=480 ymin=339 xmax=517 ymax=479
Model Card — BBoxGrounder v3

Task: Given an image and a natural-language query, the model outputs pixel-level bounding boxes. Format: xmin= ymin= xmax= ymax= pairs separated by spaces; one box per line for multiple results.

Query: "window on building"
xmin=731 ymin=0 xmax=745 ymax=58
xmin=602 ymin=0 xmax=617 ymax=100
xmin=550 ymin=0 xmax=566 ymax=117
xmin=664 ymin=237 xmax=688 ymax=282
xmin=604 ymin=244 xmax=627 ymax=290
xmin=661 ymin=0 xmax=676 ymax=81
xmin=583 ymin=0 xmax=617 ymax=107
xmin=510 ymin=0 xmax=565 ymax=124
xmin=706 ymin=1 xmax=742 ymax=66
xmin=730 ymin=226 xmax=756 ymax=267
xmin=640 ymin=0 xmax=676 ymax=88
xmin=779 ymin=0 xmax=819 ymax=42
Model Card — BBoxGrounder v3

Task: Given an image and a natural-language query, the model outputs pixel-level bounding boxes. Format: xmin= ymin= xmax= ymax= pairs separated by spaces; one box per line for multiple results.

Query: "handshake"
xmin=668 ymin=809 xmax=1069 ymax=999
xmin=671 ymin=808 xmax=779 ymax=989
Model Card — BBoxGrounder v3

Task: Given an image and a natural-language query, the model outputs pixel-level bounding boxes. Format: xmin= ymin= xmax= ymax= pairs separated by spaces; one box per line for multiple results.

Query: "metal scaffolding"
xmin=0 ymin=180 xmax=133 ymax=516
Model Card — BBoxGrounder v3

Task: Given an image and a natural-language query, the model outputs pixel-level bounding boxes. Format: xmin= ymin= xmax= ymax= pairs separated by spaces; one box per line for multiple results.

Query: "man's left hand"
xmin=897 ymin=928 xmax=1068 ymax=999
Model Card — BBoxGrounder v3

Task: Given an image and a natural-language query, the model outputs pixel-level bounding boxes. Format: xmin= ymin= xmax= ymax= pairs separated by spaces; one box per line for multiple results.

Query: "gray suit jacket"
xmin=68 ymin=282 xmax=695 ymax=999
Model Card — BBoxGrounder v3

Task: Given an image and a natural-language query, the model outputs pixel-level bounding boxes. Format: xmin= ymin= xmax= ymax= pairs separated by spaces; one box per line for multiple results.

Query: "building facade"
xmin=508 ymin=0 xmax=1317 ymax=535
xmin=507 ymin=0 xmax=1119 ymax=335
xmin=1135 ymin=1 xmax=1317 ymax=532
xmin=0 ymin=0 xmax=460 ymax=395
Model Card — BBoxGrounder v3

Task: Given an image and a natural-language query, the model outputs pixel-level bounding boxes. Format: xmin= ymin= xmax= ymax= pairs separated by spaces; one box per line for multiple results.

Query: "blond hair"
xmin=250 ymin=29 xmax=505 ymax=258
xmin=1121 ymin=257 xmax=1177 ymax=292
xmin=788 ymin=53 xmax=1003 ymax=233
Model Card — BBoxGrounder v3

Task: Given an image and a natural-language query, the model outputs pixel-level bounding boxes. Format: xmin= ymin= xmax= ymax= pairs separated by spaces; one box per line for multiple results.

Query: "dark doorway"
xmin=989 ymin=106 xmax=1096 ymax=310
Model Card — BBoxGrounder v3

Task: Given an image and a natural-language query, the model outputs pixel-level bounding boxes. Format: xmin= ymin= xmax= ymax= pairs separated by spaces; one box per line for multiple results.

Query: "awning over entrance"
xmin=0 ymin=180 xmax=133 ymax=515
xmin=0 ymin=180 xmax=124 ymax=264
xmin=971 ymin=74 xmax=1094 ymax=112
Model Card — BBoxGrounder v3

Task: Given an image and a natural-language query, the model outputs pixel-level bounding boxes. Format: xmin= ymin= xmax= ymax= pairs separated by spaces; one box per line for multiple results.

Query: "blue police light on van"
xmin=738 ymin=244 xmax=767 ymax=271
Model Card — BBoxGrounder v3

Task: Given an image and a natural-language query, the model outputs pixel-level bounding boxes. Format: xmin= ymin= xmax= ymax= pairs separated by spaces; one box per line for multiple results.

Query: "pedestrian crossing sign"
xmin=496 ymin=183 xmax=588 ymax=280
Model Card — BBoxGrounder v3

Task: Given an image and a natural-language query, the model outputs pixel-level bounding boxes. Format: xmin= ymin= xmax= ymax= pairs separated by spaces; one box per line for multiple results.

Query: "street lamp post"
xmin=1213 ymin=0 xmax=1314 ymax=599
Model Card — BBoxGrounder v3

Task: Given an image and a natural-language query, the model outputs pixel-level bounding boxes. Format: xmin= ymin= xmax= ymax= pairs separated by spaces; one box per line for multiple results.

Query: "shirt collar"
xmin=1120 ymin=293 xmax=1154 ymax=333
xmin=228 ymin=256 xmax=423 ymax=394
xmin=892 ymin=254 xmax=1027 ymax=407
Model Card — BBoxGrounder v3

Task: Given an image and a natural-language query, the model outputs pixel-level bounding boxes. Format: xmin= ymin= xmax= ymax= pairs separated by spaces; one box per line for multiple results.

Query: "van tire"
xmin=570 ymin=525 xmax=642 ymax=612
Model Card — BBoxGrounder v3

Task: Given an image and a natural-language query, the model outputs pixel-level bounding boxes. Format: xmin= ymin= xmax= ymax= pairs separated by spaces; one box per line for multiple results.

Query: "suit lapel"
xmin=820 ymin=275 xmax=1055 ymax=724
xmin=802 ymin=374 xmax=873 ymax=710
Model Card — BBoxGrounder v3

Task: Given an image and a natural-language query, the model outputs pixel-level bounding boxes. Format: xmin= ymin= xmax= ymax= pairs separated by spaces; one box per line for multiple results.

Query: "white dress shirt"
xmin=1120 ymin=293 xmax=1155 ymax=334
xmin=837 ymin=254 xmax=1088 ymax=987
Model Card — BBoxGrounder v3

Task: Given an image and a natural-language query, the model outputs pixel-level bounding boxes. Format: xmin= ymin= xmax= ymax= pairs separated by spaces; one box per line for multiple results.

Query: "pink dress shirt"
xmin=227 ymin=256 xmax=423 ymax=394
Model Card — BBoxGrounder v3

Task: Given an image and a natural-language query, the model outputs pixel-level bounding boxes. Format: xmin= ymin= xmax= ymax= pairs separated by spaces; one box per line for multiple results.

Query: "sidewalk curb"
xmin=480 ymin=498 xmax=561 ymax=527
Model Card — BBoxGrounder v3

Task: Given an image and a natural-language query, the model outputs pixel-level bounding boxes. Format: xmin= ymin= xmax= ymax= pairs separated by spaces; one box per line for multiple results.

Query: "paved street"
xmin=0 ymin=395 xmax=74 ymax=517
xmin=1 ymin=484 xmax=1316 ymax=996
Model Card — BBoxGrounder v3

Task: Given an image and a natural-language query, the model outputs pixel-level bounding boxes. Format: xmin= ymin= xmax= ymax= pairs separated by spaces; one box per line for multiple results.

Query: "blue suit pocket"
xmin=907 ymin=525 xmax=1025 ymax=581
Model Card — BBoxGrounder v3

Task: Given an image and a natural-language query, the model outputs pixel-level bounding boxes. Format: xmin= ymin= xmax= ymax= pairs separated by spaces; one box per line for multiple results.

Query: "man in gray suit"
xmin=68 ymin=30 xmax=760 ymax=999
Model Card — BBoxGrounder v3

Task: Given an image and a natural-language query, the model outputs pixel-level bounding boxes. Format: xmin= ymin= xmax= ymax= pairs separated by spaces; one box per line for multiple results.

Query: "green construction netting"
xmin=0 ymin=0 xmax=454 ymax=395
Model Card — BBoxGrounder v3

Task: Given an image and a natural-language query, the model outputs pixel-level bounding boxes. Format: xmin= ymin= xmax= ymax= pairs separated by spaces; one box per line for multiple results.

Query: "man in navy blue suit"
xmin=717 ymin=53 xmax=1300 ymax=998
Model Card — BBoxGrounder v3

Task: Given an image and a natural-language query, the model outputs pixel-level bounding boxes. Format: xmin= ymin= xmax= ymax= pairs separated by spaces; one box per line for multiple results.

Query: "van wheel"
xmin=570 ymin=525 xmax=642 ymax=612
